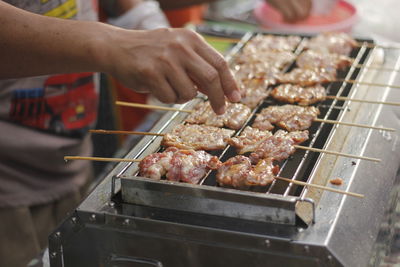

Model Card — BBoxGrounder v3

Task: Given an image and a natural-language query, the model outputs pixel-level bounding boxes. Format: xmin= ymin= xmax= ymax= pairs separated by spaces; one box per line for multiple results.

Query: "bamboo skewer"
xmin=334 ymin=79 xmax=400 ymax=90
xmin=89 ymin=129 xmax=164 ymax=136
xmin=116 ymin=102 xmax=395 ymax=132
xmin=354 ymin=64 xmax=400 ymax=72
xmin=314 ymin=118 xmax=395 ymax=132
xmin=64 ymin=156 xmax=141 ymax=163
xmin=63 ymin=155 xmax=364 ymax=198
xmin=357 ymin=42 xmax=400 ymax=50
xmin=294 ymin=145 xmax=380 ymax=163
xmin=325 ymin=95 xmax=400 ymax=106
xmin=116 ymin=101 xmax=193 ymax=113
xmin=91 ymin=129 xmax=381 ymax=162
xmin=275 ymin=176 xmax=364 ymax=198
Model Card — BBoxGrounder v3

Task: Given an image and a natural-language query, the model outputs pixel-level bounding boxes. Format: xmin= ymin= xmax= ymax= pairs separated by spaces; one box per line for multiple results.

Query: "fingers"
xmin=148 ymin=76 xmax=178 ymax=104
xmin=185 ymin=52 xmax=227 ymax=115
xmin=194 ymin=39 xmax=241 ymax=104
xmin=117 ymin=28 xmax=241 ymax=114
xmin=164 ymin=67 xmax=197 ymax=104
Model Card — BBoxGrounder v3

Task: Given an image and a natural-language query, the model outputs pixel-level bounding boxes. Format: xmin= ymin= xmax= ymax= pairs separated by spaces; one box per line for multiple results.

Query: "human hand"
xmin=265 ymin=0 xmax=312 ymax=23
xmin=100 ymin=28 xmax=240 ymax=114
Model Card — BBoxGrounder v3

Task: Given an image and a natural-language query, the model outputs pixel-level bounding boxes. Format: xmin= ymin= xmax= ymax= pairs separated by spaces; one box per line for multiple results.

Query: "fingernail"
xmin=216 ymin=105 xmax=226 ymax=115
xmin=228 ymin=90 xmax=241 ymax=102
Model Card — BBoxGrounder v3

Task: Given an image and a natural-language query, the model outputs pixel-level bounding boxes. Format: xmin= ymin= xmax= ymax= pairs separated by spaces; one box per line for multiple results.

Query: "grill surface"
xmin=49 ymin=32 xmax=400 ymax=267
xmin=119 ymin=33 xmax=376 ymax=225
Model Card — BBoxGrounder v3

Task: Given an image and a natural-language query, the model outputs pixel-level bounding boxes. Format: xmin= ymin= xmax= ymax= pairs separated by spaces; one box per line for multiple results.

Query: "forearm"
xmin=0 ymin=1 xmax=118 ymax=79
xmin=156 ymin=0 xmax=217 ymax=10
xmin=0 ymin=2 xmax=240 ymax=114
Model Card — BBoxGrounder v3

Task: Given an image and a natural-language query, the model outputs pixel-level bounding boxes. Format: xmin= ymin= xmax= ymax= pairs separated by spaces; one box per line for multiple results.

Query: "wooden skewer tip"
xmin=115 ymin=101 xmax=193 ymax=113
xmin=275 ymin=176 xmax=364 ymax=198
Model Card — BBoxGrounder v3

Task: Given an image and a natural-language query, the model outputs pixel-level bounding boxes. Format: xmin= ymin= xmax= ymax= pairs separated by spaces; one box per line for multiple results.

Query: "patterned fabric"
xmin=0 ymin=0 xmax=98 ymax=207
xmin=0 ymin=0 xmax=99 ymax=137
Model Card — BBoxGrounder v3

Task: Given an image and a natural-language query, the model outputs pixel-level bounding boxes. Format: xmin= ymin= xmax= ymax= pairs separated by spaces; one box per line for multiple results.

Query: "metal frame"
xmin=117 ymin=33 xmax=375 ymax=225
xmin=49 ymin=33 xmax=400 ymax=267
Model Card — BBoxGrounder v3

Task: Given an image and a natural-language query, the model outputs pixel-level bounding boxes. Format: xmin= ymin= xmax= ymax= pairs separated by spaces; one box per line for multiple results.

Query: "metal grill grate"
xmin=118 ymin=32 xmax=376 ymax=225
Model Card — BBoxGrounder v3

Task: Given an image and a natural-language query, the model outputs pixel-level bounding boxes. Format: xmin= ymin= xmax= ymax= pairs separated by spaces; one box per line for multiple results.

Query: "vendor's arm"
xmin=0 ymin=1 xmax=239 ymax=114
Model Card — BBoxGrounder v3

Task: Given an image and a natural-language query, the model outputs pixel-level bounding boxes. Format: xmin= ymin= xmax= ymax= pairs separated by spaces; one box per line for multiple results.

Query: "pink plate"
xmin=254 ymin=0 xmax=358 ymax=33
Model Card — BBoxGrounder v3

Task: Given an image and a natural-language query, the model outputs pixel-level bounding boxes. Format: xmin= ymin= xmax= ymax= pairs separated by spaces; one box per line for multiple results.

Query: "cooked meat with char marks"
xmin=232 ymin=64 xmax=279 ymax=84
xmin=304 ymin=32 xmax=357 ymax=56
xmin=139 ymin=147 xmax=221 ymax=184
xmin=162 ymin=124 xmax=234 ymax=151
xmin=139 ymin=147 xmax=178 ymax=180
xmin=253 ymin=105 xmax=320 ymax=131
xmin=276 ymin=68 xmax=336 ymax=86
xmin=228 ymin=126 xmax=272 ymax=154
xmin=167 ymin=149 xmax=221 ymax=184
xmin=271 ymin=84 xmax=327 ymax=105
xmin=297 ymin=50 xmax=352 ymax=70
xmin=243 ymin=35 xmax=301 ymax=53
xmin=185 ymin=101 xmax=251 ymax=130
xmin=216 ymin=155 xmax=279 ymax=189
xmin=236 ymin=77 xmax=270 ymax=108
xmin=235 ymin=51 xmax=296 ymax=71
xmin=249 ymin=130 xmax=309 ymax=163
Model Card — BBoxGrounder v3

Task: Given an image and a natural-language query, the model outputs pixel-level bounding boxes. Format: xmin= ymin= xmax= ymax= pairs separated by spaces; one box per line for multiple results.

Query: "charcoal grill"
xmin=49 ymin=32 xmax=400 ymax=267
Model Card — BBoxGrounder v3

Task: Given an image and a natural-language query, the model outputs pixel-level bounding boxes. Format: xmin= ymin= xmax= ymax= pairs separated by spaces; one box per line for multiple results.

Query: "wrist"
xmin=86 ymin=22 xmax=122 ymax=74
xmin=90 ymin=24 xmax=146 ymax=76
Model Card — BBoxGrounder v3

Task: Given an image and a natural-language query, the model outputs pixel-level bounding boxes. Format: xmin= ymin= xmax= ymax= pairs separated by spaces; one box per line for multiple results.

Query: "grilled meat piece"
xmin=271 ymin=84 xmax=327 ymax=105
xmin=139 ymin=147 xmax=221 ymax=184
xmin=297 ymin=50 xmax=353 ymax=70
xmin=185 ymin=101 xmax=251 ymax=130
xmin=162 ymin=124 xmax=235 ymax=151
xmin=243 ymin=35 xmax=301 ymax=53
xmin=304 ymin=32 xmax=357 ymax=56
xmin=139 ymin=147 xmax=178 ymax=180
xmin=235 ymin=51 xmax=296 ymax=71
xmin=233 ymin=64 xmax=279 ymax=84
xmin=253 ymin=105 xmax=320 ymax=131
xmin=276 ymin=68 xmax=336 ymax=86
xmin=249 ymin=130 xmax=309 ymax=163
xmin=228 ymin=126 xmax=272 ymax=154
xmin=167 ymin=149 xmax=221 ymax=184
xmin=236 ymin=77 xmax=270 ymax=108
xmin=216 ymin=155 xmax=279 ymax=189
